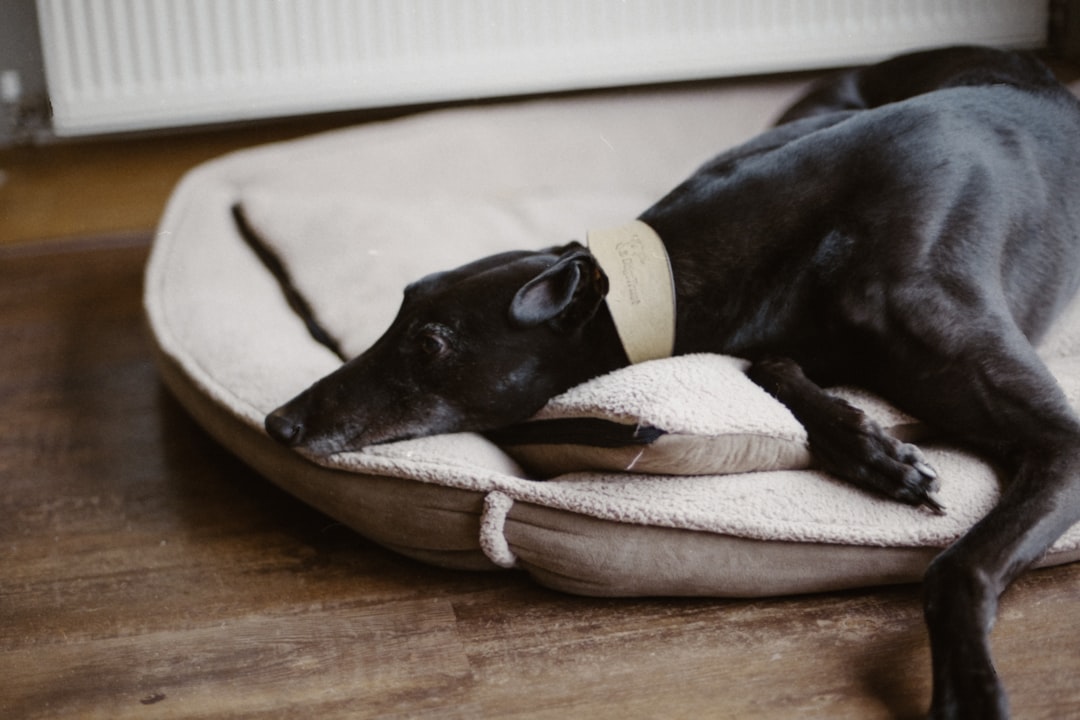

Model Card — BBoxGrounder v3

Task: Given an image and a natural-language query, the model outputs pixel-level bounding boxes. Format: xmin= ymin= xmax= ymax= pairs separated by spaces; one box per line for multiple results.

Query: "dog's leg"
xmin=748 ymin=357 xmax=942 ymax=511
xmin=922 ymin=445 xmax=1080 ymax=720
xmin=862 ymin=325 xmax=1080 ymax=719
xmin=754 ymin=312 xmax=1080 ymax=718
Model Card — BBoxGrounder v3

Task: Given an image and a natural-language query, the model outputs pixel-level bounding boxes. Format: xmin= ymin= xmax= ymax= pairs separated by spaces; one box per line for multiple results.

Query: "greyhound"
xmin=263 ymin=47 xmax=1080 ymax=719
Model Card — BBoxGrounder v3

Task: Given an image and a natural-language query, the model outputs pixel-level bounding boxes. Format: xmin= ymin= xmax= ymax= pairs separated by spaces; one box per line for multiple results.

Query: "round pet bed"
xmin=145 ymin=77 xmax=1080 ymax=597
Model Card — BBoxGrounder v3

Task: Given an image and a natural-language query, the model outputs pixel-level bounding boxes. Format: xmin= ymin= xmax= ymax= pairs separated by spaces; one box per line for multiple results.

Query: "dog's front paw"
xmin=811 ymin=401 xmax=945 ymax=513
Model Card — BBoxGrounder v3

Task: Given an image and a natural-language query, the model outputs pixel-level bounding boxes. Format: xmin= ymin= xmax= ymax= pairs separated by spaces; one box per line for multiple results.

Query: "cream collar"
xmin=587 ymin=220 xmax=676 ymax=364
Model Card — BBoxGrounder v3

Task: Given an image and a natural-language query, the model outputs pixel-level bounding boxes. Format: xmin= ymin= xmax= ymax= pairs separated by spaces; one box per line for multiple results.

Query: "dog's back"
xmin=777 ymin=45 xmax=1070 ymax=123
xmin=640 ymin=49 xmax=1080 ymax=370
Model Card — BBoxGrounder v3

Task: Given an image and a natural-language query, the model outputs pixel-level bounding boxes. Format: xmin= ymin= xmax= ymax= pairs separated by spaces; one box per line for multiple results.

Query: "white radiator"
xmin=36 ymin=0 xmax=1049 ymax=137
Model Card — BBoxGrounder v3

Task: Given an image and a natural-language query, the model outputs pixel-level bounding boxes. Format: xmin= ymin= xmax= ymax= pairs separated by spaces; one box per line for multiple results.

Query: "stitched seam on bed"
xmin=231 ymin=203 xmax=347 ymax=361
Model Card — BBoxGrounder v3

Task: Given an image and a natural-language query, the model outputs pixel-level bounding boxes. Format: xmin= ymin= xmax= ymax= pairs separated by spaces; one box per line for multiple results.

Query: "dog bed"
xmin=145 ymin=75 xmax=1080 ymax=597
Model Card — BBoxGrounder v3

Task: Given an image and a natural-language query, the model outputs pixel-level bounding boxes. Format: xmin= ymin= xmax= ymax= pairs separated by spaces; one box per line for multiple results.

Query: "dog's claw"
xmin=915 ymin=461 xmax=938 ymax=479
xmin=921 ymin=493 xmax=947 ymax=516
xmin=914 ymin=459 xmax=947 ymax=514
xmin=906 ymin=457 xmax=946 ymax=514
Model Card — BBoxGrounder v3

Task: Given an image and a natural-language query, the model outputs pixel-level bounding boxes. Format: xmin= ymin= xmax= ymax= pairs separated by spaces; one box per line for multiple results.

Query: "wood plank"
xmin=4 ymin=599 xmax=472 ymax=719
xmin=2 ymin=237 xmax=1079 ymax=719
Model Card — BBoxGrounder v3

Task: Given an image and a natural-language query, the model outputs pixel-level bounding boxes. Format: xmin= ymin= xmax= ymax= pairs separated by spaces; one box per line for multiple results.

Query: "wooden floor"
xmin=4 ymin=65 xmax=1080 ymax=719
xmin=2 ymin=191 xmax=1080 ymax=720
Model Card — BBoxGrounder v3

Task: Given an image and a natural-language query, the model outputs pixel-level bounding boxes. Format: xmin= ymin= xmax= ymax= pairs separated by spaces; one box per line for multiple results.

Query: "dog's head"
xmin=265 ymin=243 xmax=624 ymax=455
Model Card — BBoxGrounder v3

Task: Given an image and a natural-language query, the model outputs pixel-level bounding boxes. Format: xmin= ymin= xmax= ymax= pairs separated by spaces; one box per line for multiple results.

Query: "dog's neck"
xmin=587 ymin=221 xmax=677 ymax=364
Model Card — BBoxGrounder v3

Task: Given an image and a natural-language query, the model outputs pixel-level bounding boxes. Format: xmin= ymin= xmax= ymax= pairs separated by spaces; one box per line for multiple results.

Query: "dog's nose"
xmin=265 ymin=409 xmax=305 ymax=447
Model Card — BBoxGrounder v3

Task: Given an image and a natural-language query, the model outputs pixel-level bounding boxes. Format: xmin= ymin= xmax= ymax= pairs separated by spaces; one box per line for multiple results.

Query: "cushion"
xmin=145 ymin=74 xmax=1080 ymax=598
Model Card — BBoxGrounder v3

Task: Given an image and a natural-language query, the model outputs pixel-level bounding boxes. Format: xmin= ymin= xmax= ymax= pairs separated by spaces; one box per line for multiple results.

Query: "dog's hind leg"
xmin=862 ymin=323 xmax=1080 ymax=719
xmin=753 ymin=307 xmax=1080 ymax=718
xmin=922 ymin=443 xmax=1080 ymax=720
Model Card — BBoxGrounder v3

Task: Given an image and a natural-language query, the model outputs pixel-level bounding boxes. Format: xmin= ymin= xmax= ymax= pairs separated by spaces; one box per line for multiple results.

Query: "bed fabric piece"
xmin=145 ymin=74 xmax=1080 ymax=598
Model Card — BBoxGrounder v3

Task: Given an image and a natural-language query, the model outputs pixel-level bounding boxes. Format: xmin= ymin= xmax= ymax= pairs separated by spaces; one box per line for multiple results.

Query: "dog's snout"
xmin=265 ymin=408 xmax=306 ymax=447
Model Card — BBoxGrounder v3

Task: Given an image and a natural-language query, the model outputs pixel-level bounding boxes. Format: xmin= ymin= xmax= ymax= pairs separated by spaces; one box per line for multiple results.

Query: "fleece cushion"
xmin=145 ymin=74 xmax=1080 ymax=598
xmin=494 ymin=356 xmax=929 ymax=478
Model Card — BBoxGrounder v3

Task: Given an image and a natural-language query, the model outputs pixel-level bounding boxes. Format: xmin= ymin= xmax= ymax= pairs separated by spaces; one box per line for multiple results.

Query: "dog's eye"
xmin=418 ymin=330 xmax=449 ymax=358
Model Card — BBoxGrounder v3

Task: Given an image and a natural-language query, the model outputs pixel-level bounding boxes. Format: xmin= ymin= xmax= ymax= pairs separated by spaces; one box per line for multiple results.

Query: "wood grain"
xmin=2 ymin=235 xmax=1079 ymax=719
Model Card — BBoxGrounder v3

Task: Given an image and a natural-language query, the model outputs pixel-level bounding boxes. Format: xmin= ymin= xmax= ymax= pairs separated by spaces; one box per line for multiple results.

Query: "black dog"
xmin=265 ymin=47 xmax=1080 ymax=719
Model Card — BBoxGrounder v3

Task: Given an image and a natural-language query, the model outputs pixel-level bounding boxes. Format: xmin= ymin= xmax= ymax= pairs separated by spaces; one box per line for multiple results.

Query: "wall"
xmin=0 ymin=0 xmax=47 ymax=145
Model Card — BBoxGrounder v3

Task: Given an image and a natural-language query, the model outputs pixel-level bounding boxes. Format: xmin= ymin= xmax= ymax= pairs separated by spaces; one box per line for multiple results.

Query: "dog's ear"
xmin=509 ymin=248 xmax=608 ymax=331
